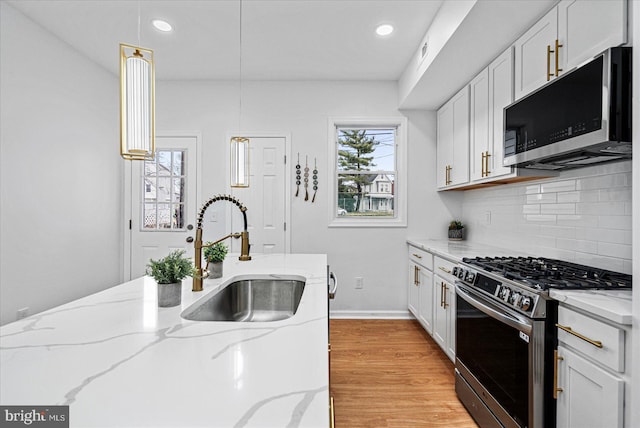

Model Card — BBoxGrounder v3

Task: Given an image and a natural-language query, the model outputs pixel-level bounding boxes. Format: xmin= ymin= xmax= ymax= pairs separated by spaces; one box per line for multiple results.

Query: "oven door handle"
xmin=455 ymin=283 xmax=533 ymax=335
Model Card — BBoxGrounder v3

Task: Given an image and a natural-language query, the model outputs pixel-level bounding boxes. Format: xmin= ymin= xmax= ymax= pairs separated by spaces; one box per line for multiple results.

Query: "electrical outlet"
xmin=355 ymin=277 xmax=364 ymax=289
xmin=17 ymin=307 xmax=29 ymax=320
xmin=485 ymin=211 xmax=492 ymax=225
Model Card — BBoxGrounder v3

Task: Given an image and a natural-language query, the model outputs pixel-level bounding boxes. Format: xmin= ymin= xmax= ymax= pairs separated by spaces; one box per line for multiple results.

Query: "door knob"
xmin=186 ymin=236 xmax=194 ymax=243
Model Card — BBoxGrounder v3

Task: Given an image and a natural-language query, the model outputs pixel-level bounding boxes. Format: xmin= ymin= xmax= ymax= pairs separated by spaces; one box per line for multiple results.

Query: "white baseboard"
xmin=329 ymin=309 xmax=414 ymax=319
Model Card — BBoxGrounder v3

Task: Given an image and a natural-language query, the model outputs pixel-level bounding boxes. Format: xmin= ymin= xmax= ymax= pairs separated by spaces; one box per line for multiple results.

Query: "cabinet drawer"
xmin=557 ymin=306 xmax=625 ymax=372
xmin=408 ymin=246 xmax=432 ymax=270
xmin=433 ymin=255 xmax=456 ymax=282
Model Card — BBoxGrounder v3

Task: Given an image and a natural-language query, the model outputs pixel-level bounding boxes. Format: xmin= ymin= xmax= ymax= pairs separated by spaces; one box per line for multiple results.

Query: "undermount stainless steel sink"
xmin=181 ymin=278 xmax=306 ymax=322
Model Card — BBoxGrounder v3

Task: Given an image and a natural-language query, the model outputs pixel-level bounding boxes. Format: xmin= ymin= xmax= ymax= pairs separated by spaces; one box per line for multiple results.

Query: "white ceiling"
xmin=7 ymin=0 xmax=445 ymax=81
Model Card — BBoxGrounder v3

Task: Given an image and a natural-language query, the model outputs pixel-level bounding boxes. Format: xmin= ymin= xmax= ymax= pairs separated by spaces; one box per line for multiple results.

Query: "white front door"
xmin=230 ymin=136 xmax=288 ymax=254
xmin=127 ymin=135 xmax=199 ymax=279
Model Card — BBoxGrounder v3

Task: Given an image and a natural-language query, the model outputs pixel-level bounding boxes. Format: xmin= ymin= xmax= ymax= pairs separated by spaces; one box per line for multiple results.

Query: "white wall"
xmin=156 ymin=80 xmax=462 ymax=317
xmin=461 ymin=162 xmax=633 ymax=273
xmin=0 ymin=3 xmax=123 ymax=325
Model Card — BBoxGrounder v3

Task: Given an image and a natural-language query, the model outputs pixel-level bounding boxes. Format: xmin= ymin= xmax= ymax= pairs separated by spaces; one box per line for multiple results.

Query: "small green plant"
xmin=449 ymin=220 xmax=464 ymax=230
xmin=146 ymin=250 xmax=195 ymax=284
xmin=203 ymin=242 xmax=228 ymax=263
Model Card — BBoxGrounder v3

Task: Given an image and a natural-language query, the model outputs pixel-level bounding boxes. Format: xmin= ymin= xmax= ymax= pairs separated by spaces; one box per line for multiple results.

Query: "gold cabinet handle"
xmin=484 ymin=151 xmax=491 ymax=176
xmin=553 ymin=350 xmax=564 ymax=399
xmin=554 ymin=39 xmax=563 ymax=77
xmin=445 ymin=165 xmax=452 ymax=185
xmin=547 ymin=44 xmax=553 ymax=81
xmin=438 ymin=266 xmax=452 ymax=274
xmin=414 ymin=266 xmax=420 ymax=286
xmin=412 ymin=253 xmax=422 ymax=259
xmin=443 ymin=283 xmax=449 ymax=308
xmin=556 ymin=324 xmax=603 ymax=348
xmin=440 ymin=282 xmax=445 ymax=307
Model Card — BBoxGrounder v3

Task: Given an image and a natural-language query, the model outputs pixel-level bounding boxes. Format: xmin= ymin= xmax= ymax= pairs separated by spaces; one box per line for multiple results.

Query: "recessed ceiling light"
xmin=152 ymin=19 xmax=173 ymax=32
xmin=375 ymin=24 xmax=394 ymax=37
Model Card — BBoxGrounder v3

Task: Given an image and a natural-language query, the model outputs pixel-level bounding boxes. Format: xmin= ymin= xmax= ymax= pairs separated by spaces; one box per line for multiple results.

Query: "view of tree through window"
xmin=337 ymin=127 xmax=395 ymax=217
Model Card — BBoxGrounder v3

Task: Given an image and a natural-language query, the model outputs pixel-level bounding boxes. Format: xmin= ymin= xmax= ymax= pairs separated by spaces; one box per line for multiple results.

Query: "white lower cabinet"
xmin=556 ymin=345 xmax=624 ymax=428
xmin=408 ymin=246 xmax=456 ymax=362
xmin=433 ymin=275 xmax=455 ymax=362
xmin=555 ymin=305 xmax=629 ymax=428
xmin=408 ymin=246 xmax=434 ymax=334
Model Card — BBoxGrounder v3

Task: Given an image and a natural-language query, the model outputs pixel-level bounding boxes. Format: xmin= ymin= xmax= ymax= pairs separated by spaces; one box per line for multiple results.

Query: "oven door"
xmin=455 ymin=282 xmax=536 ymax=428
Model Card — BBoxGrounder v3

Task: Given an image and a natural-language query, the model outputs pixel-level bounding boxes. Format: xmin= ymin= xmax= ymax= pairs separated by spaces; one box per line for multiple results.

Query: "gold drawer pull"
xmin=412 ymin=253 xmax=422 ymax=259
xmin=438 ymin=266 xmax=452 ymax=274
xmin=556 ymin=324 xmax=603 ymax=348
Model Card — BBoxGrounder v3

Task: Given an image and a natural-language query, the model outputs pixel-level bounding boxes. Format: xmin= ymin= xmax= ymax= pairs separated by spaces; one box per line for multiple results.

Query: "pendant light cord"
xmin=238 ymin=0 xmax=243 ymax=134
xmin=137 ymin=0 xmax=141 ymax=46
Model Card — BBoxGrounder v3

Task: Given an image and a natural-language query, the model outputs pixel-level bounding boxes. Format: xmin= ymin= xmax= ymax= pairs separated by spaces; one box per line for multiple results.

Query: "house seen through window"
xmin=336 ymin=127 xmax=396 ymax=218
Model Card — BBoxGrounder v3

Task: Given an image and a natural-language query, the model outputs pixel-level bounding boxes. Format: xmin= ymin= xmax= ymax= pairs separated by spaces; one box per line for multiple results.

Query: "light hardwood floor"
xmin=330 ymin=319 xmax=478 ymax=428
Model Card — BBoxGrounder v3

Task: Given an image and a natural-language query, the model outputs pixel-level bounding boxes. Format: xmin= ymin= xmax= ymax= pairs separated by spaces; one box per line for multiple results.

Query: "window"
xmin=142 ymin=150 xmax=186 ymax=230
xmin=328 ymin=117 xmax=407 ymax=227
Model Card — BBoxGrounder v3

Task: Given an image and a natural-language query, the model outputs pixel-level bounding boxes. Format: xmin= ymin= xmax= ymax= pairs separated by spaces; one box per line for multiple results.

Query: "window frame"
xmin=328 ymin=117 xmax=407 ymax=228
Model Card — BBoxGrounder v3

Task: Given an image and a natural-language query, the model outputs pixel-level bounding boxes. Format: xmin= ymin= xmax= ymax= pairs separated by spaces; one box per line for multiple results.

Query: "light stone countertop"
xmin=0 ymin=253 xmax=329 ymax=428
xmin=407 ymin=237 xmax=530 ymax=262
xmin=407 ymin=238 xmax=633 ymax=325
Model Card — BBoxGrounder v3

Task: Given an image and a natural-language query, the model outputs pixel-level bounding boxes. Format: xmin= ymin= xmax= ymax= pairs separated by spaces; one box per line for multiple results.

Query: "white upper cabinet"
xmin=513 ymin=6 xmax=557 ymax=100
xmin=558 ymin=0 xmax=627 ymax=72
xmin=487 ymin=47 xmax=515 ymax=178
xmin=437 ymin=86 xmax=469 ymax=189
xmin=470 ymin=47 xmax=517 ymax=183
xmin=469 ymin=69 xmax=489 ymax=182
xmin=514 ymin=0 xmax=627 ymax=100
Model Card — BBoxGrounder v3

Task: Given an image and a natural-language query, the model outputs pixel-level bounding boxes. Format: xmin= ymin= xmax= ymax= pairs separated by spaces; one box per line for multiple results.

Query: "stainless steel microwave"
xmin=504 ymin=47 xmax=632 ymax=170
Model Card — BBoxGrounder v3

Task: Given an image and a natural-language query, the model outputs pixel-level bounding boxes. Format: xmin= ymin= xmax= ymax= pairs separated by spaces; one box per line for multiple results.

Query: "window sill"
xmin=328 ymin=217 xmax=407 ymax=228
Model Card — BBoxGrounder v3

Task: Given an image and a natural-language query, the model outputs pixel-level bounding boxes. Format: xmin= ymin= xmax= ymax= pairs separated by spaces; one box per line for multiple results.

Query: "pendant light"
xmin=120 ymin=3 xmax=155 ymax=160
xmin=230 ymin=0 xmax=249 ymax=187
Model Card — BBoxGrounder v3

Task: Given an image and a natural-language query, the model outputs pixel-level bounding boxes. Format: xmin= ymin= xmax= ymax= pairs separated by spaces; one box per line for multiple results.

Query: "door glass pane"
xmin=143 ymin=203 xmax=156 ymax=228
xmin=157 ymin=203 xmax=171 ymax=229
xmin=141 ymin=149 xmax=187 ymax=230
xmin=157 ymin=151 xmax=172 ymax=176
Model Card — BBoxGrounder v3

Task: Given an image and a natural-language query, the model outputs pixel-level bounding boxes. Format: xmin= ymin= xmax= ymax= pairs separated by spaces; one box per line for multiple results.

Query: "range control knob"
xmin=499 ymin=287 xmax=511 ymax=301
xmin=520 ymin=296 xmax=532 ymax=311
xmin=452 ymin=267 xmax=459 ymax=276
xmin=509 ymin=292 xmax=520 ymax=306
xmin=457 ymin=269 xmax=466 ymax=279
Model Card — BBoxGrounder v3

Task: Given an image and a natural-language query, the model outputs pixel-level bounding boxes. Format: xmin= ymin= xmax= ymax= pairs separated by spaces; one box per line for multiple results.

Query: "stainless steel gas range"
xmin=453 ymin=256 xmax=632 ymax=428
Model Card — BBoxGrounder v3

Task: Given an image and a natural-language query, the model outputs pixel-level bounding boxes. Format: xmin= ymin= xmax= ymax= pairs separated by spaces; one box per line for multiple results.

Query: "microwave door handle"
xmin=455 ymin=283 xmax=533 ymax=335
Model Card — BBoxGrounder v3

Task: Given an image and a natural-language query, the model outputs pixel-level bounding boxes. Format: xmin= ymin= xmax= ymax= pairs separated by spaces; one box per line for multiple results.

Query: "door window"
xmin=142 ymin=150 xmax=187 ymax=230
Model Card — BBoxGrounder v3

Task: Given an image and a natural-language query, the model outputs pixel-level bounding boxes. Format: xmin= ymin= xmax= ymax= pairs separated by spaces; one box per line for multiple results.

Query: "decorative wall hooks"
xmin=294 ymin=153 xmax=318 ymax=203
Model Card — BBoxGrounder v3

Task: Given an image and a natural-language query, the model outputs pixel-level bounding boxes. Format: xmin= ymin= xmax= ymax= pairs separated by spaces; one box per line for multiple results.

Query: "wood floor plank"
xmin=330 ymin=319 xmax=478 ymax=428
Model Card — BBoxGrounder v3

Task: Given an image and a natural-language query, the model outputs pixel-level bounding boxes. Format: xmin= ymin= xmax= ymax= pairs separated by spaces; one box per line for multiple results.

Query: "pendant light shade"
xmin=230 ymin=137 xmax=249 ymax=187
xmin=120 ymin=43 xmax=155 ymax=160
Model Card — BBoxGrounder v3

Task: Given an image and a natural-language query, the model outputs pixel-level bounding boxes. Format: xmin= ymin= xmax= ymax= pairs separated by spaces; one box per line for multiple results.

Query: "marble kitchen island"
xmin=0 ymin=254 xmax=330 ymax=428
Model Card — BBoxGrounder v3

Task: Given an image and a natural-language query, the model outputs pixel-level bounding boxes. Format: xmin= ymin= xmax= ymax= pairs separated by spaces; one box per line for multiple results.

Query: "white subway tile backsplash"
xmin=597 ymin=242 xmax=632 ymax=259
xmin=575 ymin=201 xmax=626 ymax=216
xmin=598 ymin=215 xmax=632 ymax=230
xmin=541 ymin=180 xmax=576 ymax=193
xmin=526 ymin=193 xmax=557 ymax=204
xmin=556 ymin=214 xmax=599 ymax=228
xmin=556 ymin=238 xmax=598 ymax=254
xmin=540 ymin=203 xmax=575 ymax=215
xmin=461 ymin=163 xmax=632 ymax=274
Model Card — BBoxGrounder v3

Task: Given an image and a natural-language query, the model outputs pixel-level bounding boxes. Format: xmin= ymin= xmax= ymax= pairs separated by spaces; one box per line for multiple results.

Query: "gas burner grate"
xmin=462 ymin=256 xmax=632 ymax=290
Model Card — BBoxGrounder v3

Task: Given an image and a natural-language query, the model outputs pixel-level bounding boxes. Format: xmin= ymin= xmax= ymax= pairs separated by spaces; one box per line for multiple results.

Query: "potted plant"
xmin=448 ymin=220 xmax=465 ymax=241
xmin=146 ymin=250 xmax=195 ymax=307
xmin=203 ymin=242 xmax=228 ymax=279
